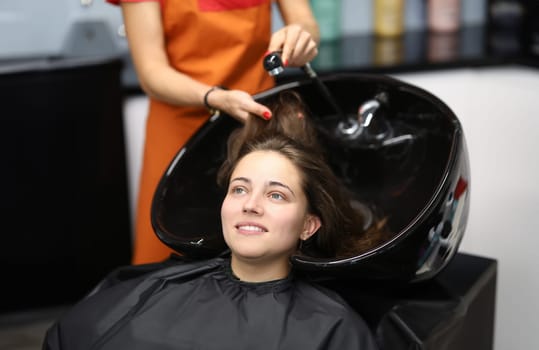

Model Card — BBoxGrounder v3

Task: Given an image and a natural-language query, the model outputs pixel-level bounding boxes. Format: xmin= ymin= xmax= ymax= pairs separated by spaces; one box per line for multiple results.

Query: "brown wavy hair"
xmin=217 ymin=91 xmax=388 ymax=258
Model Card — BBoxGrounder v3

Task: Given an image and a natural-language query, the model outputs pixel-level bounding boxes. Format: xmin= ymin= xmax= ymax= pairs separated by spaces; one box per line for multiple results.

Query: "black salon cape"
xmin=43 ymin=257 xmax=378 ymax=350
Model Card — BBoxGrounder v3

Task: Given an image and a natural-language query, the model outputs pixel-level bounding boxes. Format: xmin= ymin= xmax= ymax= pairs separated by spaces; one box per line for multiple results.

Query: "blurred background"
xmin=0 ymin=1 xmax=538 ymax=349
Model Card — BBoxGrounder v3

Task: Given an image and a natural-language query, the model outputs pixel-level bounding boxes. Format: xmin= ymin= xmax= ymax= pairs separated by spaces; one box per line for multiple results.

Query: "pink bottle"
xmin=428 ymin=0 xmax=461 ymax=33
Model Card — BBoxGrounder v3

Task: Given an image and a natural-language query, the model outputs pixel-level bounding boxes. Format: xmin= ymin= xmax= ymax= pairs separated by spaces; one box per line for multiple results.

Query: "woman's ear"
xmin=300 ymin=214 xmax=321 ymax=241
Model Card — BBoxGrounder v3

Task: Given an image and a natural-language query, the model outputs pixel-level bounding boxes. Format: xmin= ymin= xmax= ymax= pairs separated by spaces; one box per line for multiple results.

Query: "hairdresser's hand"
xmin=268 ymin=24 xmax=318 ymax=68
xmin=206 ymin=88 xmax=272 ymax=122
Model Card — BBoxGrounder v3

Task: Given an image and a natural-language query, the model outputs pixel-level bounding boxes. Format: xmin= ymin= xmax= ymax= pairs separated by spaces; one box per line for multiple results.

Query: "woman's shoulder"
xmin=291 ymin=280 xmax=380 ymax=349
xmin=97 ymin=255 xmax=223 ymax=287
xmin=294 ymin=279 xmax=355 ymax=312
xmin=290 ymin=279 xmax=369 ymax=330
xmin=42 ymin=257 xmax=226 ymax=349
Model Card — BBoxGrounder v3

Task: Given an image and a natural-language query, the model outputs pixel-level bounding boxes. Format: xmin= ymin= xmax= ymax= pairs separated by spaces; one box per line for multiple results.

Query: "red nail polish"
xmin=264 ymin=50 xmax=271 ymax=57
xmin=284 ymin=59 xmax=289 ymax=67
xmin=263 ymin=111 xmax=272 ymax=120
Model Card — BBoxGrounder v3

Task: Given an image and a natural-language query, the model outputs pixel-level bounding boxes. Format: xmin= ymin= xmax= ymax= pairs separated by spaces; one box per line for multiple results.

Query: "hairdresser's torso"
xmin=153 ymin=0 xmax=275 ymax=117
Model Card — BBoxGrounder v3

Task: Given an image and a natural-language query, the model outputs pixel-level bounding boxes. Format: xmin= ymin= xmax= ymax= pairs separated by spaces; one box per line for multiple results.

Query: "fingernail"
xmin=264 ymin=50 xmax=271 ymax=57
xmin=263 ymin=111 xmax=272 ymax=120
xmin=284 ymin=59 xmax=289 ymax=67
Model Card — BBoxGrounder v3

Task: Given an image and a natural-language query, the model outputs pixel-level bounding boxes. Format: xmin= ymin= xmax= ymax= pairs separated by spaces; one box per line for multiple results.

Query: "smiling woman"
xmin=42 ymin=91 xmax=381 ymax=350
xmin=221 ymin=149 xmax=320 ymax=282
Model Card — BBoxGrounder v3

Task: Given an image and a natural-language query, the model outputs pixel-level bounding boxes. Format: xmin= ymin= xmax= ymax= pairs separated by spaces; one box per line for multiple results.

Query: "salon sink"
xmin=151 ymin=74 xmax=470 ymax=283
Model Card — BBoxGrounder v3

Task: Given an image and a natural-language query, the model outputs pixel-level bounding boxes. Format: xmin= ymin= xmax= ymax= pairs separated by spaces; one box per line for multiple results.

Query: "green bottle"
xmin=311 ymin=0 xmax=342 ymax=41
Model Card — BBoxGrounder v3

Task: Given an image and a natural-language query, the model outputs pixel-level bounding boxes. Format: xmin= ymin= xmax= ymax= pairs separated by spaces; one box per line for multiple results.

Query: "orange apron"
xmin=134 ymin=0 xmax=275 ymax=264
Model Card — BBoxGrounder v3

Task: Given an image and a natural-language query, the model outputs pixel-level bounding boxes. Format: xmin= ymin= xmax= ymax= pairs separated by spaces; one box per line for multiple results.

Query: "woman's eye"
xmin=231 ymin=187 xmax=246 ymax=195
xmin=269 ymin=192 xmax=285 ymax=201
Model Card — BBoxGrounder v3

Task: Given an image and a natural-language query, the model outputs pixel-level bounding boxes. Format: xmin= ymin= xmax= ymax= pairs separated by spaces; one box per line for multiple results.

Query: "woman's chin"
xmin=231 ymin=248 xmax=266 ymax=261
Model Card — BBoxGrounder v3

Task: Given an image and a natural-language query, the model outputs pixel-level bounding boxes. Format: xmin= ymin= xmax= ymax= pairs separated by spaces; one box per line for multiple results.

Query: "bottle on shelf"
xmin=311 ymin=0 xmax=342 ymax=41
xmin=427 ymin=0 xmax=461 ymax=33
xmin=374 ymin=0 xmax=405 ymax=37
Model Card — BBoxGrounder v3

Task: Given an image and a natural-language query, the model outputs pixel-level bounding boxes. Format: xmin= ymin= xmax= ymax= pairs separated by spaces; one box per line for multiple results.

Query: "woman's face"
xmin=221 ymin=150 xmax=319 ymax=268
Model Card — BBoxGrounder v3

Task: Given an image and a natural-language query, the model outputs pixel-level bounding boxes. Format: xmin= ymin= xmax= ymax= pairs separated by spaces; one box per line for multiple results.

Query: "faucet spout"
xmin=355 ymin=92 xmax=392 ymax=142
xmin=358 ymin=99 xmax=381 ymax=128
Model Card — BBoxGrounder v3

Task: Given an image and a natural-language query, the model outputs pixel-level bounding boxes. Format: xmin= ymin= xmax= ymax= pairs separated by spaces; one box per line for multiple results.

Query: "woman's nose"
xmin=242 ymin=194 xmax=263 ymax=215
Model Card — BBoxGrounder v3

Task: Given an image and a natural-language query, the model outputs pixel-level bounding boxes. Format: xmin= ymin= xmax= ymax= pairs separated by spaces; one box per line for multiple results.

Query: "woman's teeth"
xmin=238 ymin=225 xmax=265 ymax=232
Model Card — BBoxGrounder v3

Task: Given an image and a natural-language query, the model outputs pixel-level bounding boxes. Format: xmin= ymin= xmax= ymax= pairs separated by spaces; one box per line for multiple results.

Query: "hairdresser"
xmin=106 ymin=0 xmax=319 ymax=264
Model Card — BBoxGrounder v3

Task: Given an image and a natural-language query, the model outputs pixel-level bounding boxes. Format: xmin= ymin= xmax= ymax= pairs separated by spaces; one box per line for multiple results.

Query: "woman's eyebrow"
xmin=230 ymin=177 xmax=250 ymax=184
xmin=230 ymin=177 xmax=296 ymax=198
xmin=268 ymin=180 xmax=296 ymax=198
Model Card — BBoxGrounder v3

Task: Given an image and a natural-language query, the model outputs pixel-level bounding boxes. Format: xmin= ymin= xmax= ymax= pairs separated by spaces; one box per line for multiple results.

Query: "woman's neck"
xmin=230 ymin=255 xmax=291 ymax=283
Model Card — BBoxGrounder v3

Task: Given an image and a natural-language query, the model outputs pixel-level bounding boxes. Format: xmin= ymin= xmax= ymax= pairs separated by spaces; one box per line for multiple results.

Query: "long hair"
xmin=217 ymin=91 xmax=388 ymax=258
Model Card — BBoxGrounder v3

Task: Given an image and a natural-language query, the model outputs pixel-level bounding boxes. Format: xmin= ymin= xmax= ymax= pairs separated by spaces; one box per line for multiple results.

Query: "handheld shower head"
xmin=262 ymin=51 xmax=357 ymax=134
xmin=263 ymin=52 xmax=285 ymax=76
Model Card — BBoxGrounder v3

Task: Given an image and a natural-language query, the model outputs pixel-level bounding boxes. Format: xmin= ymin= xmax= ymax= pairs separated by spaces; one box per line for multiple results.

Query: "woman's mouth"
xmin=236 ymin=224 xmax=267 ymax=235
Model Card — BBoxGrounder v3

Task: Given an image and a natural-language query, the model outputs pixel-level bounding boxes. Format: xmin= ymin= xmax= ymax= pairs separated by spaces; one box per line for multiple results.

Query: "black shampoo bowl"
xmin=151 ymin=74 xmax=470 ymax=283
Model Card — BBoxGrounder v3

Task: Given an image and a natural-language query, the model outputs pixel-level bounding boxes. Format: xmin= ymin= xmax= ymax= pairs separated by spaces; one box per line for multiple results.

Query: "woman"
xmin=42 ymin=92 xmax=382 ymax=349
xmin=106 ymin=0 xmax=320 ymax=264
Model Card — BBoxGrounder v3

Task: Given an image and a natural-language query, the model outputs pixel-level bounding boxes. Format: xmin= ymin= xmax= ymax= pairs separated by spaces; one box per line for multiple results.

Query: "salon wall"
xmin=0 ymin=0 xmax=126 ymax=60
